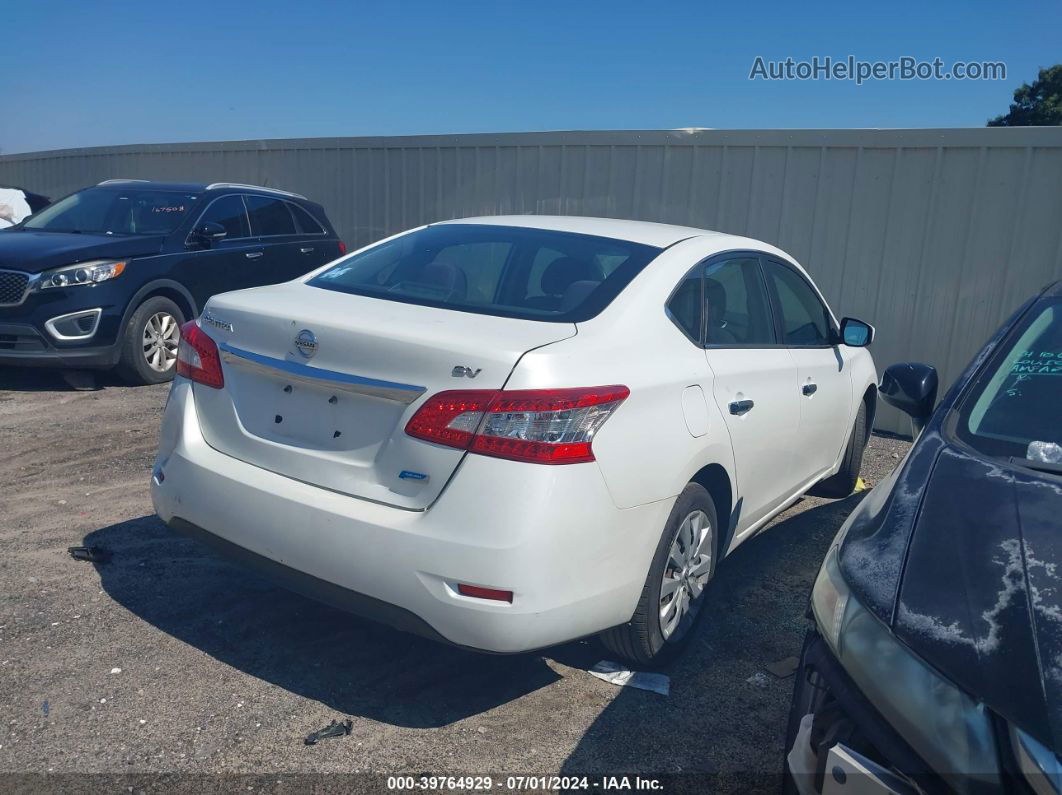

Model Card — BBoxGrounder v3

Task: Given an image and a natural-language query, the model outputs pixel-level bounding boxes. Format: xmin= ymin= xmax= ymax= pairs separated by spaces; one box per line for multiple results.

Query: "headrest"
xmin=705 ymin=278 xmax=728 ymax=318
xmin=420 ymin=262 xmax=467 ymax=299
xmin=541 ymin=257 xmax=604 ymax=296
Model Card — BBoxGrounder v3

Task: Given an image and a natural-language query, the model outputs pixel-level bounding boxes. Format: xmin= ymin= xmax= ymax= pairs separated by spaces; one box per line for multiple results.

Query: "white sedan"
xmin=151 ymin=216 xmax=877 ymax=664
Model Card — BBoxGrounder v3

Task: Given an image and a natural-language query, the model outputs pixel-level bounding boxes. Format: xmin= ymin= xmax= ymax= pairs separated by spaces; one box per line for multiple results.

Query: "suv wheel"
xmin=115 ymin=296 xmax=185 ymax=385
xmin=600 ymin=483 xmax=718 ymax=667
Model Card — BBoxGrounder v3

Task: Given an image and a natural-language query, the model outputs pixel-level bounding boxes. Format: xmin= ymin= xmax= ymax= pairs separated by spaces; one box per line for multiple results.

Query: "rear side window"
xmin=309 ymin=224 xmax=661 ymax=322
xmin=704 ymin=258 xmax=775 ymax=345
xmin=245 ymin=195 xmax=296 ymax=236
xmin=667 ymin=272 xmax=702 ymax=342
xmin=765 ymin=261 xmax=833 ymax=346
xmin=198 ymin=195 xmax=249 ymax=239
xmin=290 ymin=203 xmax=325 ymax=235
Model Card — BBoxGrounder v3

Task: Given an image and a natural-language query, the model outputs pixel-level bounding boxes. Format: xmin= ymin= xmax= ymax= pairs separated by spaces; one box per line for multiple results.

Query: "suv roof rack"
xmin=205 ymin=182 xmax=306 ymax=200
xmin=97 ymin=178 xmax=151 ymax=185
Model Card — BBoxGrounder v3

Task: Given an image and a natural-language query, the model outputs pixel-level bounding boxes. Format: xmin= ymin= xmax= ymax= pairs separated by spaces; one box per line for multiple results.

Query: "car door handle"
xmin=245 ymin=251 xmax=264 ymax=259
xmin=300 ymin=246 xmax=315 ymax=254
xmin=729 ymin=399 xmax=754 ymax=415
xmin=802 ymin=383 xmax=818 ymax=396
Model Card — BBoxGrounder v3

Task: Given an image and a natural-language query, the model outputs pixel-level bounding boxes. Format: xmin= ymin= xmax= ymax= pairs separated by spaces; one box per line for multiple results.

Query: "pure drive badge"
xmin=294 ymin=329 xmax=318 ymax=358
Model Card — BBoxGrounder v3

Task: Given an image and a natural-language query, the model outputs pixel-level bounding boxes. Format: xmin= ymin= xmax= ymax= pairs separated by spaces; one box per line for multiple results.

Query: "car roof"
xmin=434 ymin=215 xmax=726 ymax=248
xmin=93 ymin=179 xmax=306 ymax=200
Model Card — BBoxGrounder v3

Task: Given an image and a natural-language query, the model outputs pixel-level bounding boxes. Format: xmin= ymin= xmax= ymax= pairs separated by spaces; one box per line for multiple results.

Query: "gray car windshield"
xmin=21 ymin=187 xmax=197 ymax=235
xmin=308 ymin=224 xmax=661 ymax=323
xmin=956 ymin=298 xmax=1061 ymax=460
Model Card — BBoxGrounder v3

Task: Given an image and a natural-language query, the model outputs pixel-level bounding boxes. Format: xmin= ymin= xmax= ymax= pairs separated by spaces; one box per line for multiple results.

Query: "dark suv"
xmin=0 ymin=180 xmax=344 ymax=383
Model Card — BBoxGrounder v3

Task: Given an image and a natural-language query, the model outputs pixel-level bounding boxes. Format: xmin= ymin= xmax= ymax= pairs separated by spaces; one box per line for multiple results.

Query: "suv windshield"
xmin=956 ymin=298 xmax=1061 ymax=460
xmin=21 ymin=187 xmax=197 ymax=235
xmin=308 ymin=224 xmax=661 ymax=322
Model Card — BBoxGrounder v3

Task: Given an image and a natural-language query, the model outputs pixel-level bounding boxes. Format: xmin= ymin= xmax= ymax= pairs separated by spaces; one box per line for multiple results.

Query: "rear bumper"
xmin=150 ymin=379 xmax=672 ymax=653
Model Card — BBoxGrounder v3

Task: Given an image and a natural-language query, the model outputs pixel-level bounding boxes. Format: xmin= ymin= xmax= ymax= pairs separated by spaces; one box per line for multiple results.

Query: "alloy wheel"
xmin=142 ymin=311 xmax=180 ymax=372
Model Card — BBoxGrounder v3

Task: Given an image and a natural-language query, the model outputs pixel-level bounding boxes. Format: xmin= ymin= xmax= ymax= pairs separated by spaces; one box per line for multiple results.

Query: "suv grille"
xmin=0 ymin=270 xmax=30 ymax=306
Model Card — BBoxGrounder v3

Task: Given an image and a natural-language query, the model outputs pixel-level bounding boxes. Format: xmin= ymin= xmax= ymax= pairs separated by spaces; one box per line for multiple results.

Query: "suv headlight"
xmin=38 ymin=260 xmax=126 ymax=289
xmin=811 ymin=545 xmax=1000 ymax=788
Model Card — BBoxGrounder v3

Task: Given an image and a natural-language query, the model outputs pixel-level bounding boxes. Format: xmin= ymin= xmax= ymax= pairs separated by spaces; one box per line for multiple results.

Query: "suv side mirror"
xmin=192 ymin=221 xmax=227 ymax=246
xmin=839 ymin=317 xmax=874 ymax=347
xmin=880 ymin=362 xmax=938 ymax=434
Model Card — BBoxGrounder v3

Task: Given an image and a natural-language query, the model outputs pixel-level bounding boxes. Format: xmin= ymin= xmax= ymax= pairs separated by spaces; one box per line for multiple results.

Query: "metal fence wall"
xmin=3 ymin=128 xmax=1061 ymax=434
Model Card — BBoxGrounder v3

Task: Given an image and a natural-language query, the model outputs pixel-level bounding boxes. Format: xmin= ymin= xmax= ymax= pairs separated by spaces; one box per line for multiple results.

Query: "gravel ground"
xmin=0 ymin=367 xmax=910 ymax=790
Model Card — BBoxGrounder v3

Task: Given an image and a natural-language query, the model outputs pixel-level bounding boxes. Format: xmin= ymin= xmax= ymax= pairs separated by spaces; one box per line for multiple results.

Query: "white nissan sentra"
xmin=151 ymin=216 xmax=877 ymax=664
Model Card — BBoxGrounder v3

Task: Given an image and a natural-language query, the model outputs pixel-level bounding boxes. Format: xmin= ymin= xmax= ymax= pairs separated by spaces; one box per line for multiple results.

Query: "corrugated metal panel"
xmin=3 ymin=128 xmax=1061 ymax=434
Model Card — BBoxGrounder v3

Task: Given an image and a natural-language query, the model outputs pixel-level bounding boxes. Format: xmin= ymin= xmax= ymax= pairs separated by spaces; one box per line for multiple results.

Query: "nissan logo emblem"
xmin=294 ymin=329 xmax=318 ymax=359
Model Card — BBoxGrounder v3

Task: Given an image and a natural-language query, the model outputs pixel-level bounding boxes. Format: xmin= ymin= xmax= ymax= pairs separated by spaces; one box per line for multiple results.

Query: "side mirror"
xmin=192 ymin=221 xmax=227 ymax=246
xmin=839 ymin=317 xmax=874 ymax=347
xmin=880 ymin=362 xmax=938 ymax=435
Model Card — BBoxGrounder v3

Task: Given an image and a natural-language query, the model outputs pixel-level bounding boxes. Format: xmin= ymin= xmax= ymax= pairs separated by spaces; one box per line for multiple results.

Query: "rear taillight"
xmin=405 ymin=386 xmax=629 ymax=464
xmin=176 ymin=320 xmax=224 ymax=389
xmin=337 ymin=240 xmax=347 ymax=255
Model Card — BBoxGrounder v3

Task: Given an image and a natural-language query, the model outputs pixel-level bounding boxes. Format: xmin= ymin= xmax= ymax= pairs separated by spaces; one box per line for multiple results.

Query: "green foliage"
xmin=988 ymin=65 xmax=1062 ymax=126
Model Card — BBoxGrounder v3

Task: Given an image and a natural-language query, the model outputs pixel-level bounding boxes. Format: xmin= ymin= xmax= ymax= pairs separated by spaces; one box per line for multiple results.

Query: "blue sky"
xmin=2 ymin=0 xmax=1059 ymax=154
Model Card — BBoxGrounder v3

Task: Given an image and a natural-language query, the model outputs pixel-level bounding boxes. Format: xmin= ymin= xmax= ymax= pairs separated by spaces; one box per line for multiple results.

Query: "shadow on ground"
xmin=559 ymin=493 xmax=867 ymax=789
xmin=84 ymin=492 xmax=861 ymax=744
xmin=83 ymin=515 xmax=572 ymax=729
xmin=0 ymin=366 xmax=125 ymax=392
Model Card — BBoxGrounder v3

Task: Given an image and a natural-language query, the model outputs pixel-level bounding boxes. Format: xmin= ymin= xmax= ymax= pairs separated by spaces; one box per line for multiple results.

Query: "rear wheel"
xmin=809 ymin=401 xmax=867 ymax=498
xmin=600 ymin=483 xmax=718 ymax=667
xmin=114 ymin=296 xmax=185 ymax=385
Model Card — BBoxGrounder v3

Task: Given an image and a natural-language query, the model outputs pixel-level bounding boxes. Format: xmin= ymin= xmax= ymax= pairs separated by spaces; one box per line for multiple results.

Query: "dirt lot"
xmin=0 ymin=367 xmax=910 ymax=791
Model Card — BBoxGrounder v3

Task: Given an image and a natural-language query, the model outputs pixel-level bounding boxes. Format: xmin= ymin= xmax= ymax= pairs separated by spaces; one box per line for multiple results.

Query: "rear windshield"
xmin=308 ymin=224 xmax=661 ymax=322
xmin=955 ymin=298 xmax=1061 ymax=459
xmin=21 ymin=187 xmax=197 ymax=236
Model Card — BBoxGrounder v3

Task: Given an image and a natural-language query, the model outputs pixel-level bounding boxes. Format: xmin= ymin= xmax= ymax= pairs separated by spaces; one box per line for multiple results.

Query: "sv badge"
xmin=451 ymin=366 xmax=482 ymax=379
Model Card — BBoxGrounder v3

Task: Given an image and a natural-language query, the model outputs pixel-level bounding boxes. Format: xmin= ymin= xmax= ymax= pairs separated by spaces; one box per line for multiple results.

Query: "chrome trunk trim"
xmin=218 ymin=343 xmax=427 ymax=404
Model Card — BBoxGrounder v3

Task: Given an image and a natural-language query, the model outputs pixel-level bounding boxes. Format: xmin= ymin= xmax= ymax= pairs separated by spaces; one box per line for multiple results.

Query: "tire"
xmin=114 ymin=296 xmax=185 ymax=385
xmin=809 ymin=401 xmax=867 ymax=498
xmin=600 ymin=483 xmax=719 ymax=667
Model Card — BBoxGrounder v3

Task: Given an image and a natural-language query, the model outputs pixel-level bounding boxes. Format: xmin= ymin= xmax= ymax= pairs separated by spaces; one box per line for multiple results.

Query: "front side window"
xmin=956 ymin=299 xmax=1062 ymax=460
xmin=245 ymin=195 xmax=296 ymax=236
xmin=704 ymin=257 xmax=775 ymax=345
xmin=198 ymin=195 xmax=249 ymax=239
xmin=765 ymin=261 xmax=834 ymax=346
xmin=309 ymin=224 xmax=660 ymax=322
xmin=21 ymin=187 xmax=197 ymax=236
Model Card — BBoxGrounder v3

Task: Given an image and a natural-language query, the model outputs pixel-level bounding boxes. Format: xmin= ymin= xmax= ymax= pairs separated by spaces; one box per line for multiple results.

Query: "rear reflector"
xmin=405 ymin=386 xmax=629 ymax=464
xmin=457 ymin=584 xmax=514 ymax=603
xmin=337 ymin=240 xmax=347 ymax=255
xmin=176 ymin=320 xmax=224 ymax=389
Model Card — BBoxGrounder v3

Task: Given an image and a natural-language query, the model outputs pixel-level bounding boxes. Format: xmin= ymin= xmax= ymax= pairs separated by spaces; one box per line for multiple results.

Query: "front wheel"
xmin=600 ymin=483 xmax=718 ymax=667
xmin=114 ymin=296 xmax=185 ymax=385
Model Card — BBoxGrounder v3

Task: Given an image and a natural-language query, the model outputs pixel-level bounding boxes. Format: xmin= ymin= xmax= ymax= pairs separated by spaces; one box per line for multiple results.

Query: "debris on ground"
xmin=765 ymin=656 xmax=800 ymax=679
xmin=746 ymin=672 xmax=771 ymax=688
xmin=588 ymin=660 xmax=670 ymax=696
xmin=67 ymin=546 xmax=110 ymax=564
xmin=303 ymin=719 xmax=353 ymax=746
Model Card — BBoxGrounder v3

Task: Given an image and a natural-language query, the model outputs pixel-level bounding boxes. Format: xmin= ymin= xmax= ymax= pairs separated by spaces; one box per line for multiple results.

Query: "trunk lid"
xmin=192 ymin=282 xmax=576 ymax=509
